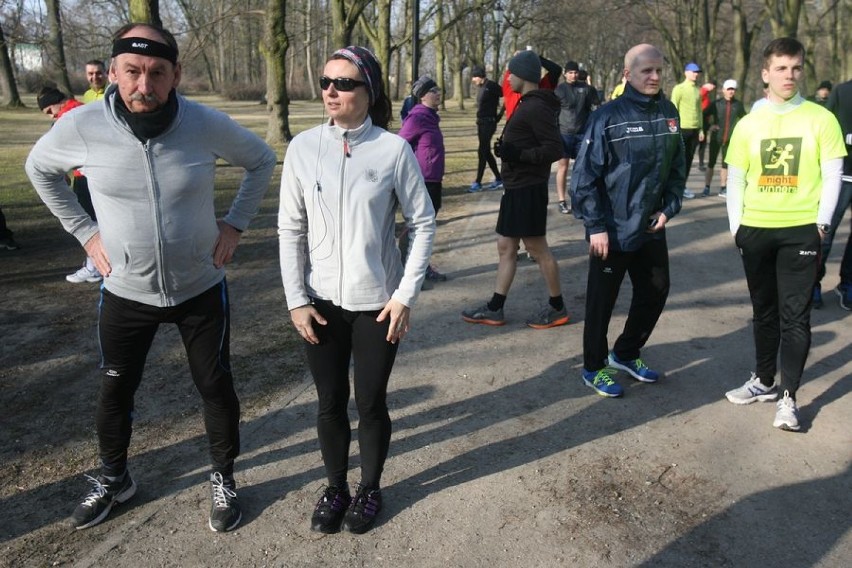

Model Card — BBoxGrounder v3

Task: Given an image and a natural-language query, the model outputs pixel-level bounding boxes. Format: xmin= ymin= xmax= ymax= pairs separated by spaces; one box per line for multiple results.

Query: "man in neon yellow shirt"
xmin=82 ymin=60 xmax=107 ymax=103
xmin=723 ymin=37 xmax=846 ymax=432
xmin=671 ymin=62 xmax=704 ymax=198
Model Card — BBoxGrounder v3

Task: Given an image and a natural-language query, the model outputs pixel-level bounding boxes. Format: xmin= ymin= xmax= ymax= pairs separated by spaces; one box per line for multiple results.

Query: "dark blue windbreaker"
xmin=571 ymin=83 xmax=686 ymax=252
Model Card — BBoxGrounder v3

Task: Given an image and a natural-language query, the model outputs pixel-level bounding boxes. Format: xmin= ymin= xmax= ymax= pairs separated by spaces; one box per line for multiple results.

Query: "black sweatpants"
xmin=97 ymin=280 xmax=240 ymax=477
xmin=304 ymin=299 xmax=399 ymax=489
xmin=583 ymin=237 xmax=670 ymax=371
xmin=736 ymin=224 xmax=820 ymax=398
xmin=475 ymin=118 xmax=501 ymax=184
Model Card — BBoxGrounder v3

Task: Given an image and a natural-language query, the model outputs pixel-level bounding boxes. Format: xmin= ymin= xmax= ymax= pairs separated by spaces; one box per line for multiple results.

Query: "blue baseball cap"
xmin=685 ymin=62 xmax=701 ymax=72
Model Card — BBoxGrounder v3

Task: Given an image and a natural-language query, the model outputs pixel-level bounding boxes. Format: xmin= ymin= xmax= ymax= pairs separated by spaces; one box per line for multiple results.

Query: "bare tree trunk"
xmin=174 ymin=0 xmax=218 ymax=90
xmin=129 ymin=0 xmax=162 ymax=27
xmin=731 ymin=0 xmax=768 ymax=106
xmin=0 ymin=23 xmax=24 ymax=108
xmin=764 ymin=0 xmax=803 ymax=38
xmin=263 ymin=0 xmax=292 ymax=143
xmin=304 ymin=0 xmax=318 ymax=100
xmin=45 ymin=0 xmax=73 ymax=95
xmin=330 ymin=0 xmax=371 ymax=48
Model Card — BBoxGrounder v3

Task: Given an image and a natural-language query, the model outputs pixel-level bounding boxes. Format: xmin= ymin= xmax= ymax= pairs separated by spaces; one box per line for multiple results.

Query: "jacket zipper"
xmin=143 ymin=141 xmax=168 ymax=305
xmin=336 ymin=131 xmax=349 ymax=305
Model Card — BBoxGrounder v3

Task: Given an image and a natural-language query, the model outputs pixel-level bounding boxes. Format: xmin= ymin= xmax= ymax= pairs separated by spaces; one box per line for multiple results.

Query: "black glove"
xmin=498 ymin=141 xmax=522 ymax=162
xmin=493 ymin=139 xmax=503 ymax=158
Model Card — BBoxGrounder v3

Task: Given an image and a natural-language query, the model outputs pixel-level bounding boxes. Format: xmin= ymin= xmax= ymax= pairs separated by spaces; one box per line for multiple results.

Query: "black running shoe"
xmin=70 ymin=472 xmax=137 ymax=530
xmin=209 ymin=472 xmax=242 ymax=532
xmin=342 ymin=485 xmax=382 ymax=534
xmin=311 ymin=485 xmax=352 ymax=533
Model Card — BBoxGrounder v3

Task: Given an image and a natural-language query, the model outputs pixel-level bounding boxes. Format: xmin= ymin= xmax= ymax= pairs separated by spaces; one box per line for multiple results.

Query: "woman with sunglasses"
xmin=278 ymin=46 xmax=436 ymax=535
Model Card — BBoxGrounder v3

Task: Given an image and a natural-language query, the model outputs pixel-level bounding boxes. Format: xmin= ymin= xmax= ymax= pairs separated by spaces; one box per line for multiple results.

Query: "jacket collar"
xmin=325 ymin=114 xmax=373 ymax=143
xmin=623 ymin=82 xmax=665 ymax=109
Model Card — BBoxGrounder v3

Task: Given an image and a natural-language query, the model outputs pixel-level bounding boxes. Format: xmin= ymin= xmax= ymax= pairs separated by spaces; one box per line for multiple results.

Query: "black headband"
xmin=111 ymin=37 xmax=178 ymax=65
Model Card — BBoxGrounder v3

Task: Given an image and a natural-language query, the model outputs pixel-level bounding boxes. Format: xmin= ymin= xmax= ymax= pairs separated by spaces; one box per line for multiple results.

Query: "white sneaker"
xmin=66 ymin=265 xmax=102 ymax=283
xmin=683 ymin=189 xmax=696 ymax=199
xmin=725 ymin=373 xmax=778 ymax=405
xmin=773 ymin=391 xmax=801 ymax=431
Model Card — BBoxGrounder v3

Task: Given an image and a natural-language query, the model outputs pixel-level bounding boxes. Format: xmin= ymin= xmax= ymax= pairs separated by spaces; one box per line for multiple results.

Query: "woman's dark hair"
xmin=330 ymin=47 xmax=393 ymax=130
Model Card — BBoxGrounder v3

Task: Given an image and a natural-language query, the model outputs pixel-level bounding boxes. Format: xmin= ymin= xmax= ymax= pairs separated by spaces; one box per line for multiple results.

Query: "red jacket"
xmin=54 ymin=98 xmax=84 ymax=120
xmin=54 ymin=99 xmax=85 ymax=176
xmin=502 ymin=57 xmax=561 ymax=120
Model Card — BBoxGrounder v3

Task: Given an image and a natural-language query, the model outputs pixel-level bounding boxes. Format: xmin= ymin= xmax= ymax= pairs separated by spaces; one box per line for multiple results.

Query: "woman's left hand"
xmin=377 ymin=299 xmax=410 ymax=344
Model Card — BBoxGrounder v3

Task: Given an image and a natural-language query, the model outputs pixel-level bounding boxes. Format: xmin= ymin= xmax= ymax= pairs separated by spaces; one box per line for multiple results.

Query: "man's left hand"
xmin=647 ymin=212 xmax=669 ymax=233
xmin=213 ymin=220 xmax=242 ymax=268
xmin=698 ymin=130 xmax=705 ymax=142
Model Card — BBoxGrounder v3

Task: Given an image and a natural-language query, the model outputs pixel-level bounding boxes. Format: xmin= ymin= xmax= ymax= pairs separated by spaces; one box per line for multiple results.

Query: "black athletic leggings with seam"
xmin=304 ymin=298 xmax=399 ymax=489
xmin=97 ymin=280 xmax=240 ymax=478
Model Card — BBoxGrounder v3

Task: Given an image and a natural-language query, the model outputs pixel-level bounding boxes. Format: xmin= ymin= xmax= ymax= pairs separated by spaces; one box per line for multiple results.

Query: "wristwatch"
xmin=817 ymin=223 xmax=831 ymax=233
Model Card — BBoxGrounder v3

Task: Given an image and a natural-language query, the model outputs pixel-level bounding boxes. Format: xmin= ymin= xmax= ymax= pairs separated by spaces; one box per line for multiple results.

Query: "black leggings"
xmin=304 ymin=299 xmax=399 ymax=488
xmin=476 ymin=119 xmax=501 ymax=184
xmin=97 ymin=281 xmax=240 ymax=477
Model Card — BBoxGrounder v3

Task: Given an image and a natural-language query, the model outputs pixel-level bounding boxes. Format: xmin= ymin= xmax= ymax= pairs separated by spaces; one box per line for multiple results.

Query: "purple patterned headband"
xmin=332 ymin=46 xmax=382 ymax=105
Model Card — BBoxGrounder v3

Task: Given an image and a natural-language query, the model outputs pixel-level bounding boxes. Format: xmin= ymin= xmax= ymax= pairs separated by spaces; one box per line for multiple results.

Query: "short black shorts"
xmin=496 ymin=182 xmax=549 ymax=237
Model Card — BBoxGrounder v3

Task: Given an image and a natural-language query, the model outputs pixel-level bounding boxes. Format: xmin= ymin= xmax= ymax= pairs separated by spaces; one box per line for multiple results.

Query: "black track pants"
xmin=583 ymin=238 xmax=670 ymax=371
xmin=736 ymin=224 xmax=820 ymax=396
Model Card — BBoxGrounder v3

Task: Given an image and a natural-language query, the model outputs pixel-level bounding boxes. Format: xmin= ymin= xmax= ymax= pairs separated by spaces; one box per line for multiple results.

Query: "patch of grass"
xmin=1 ymin=93 xmax=483 ymax=240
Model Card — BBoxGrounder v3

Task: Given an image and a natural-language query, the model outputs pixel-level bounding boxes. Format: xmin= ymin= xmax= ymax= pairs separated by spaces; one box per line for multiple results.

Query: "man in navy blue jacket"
xmin=571 ymin=43 xmax=686 ymax=397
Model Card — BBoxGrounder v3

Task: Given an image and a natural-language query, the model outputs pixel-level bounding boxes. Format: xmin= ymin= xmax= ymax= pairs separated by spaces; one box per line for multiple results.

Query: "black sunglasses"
xmin=320 ymin=76 xmax=366 ymax=92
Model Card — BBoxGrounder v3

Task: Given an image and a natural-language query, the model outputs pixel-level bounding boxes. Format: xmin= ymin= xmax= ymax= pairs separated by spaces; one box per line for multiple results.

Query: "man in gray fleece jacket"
xmin=25 ymin=23 xmax=276 ymax=533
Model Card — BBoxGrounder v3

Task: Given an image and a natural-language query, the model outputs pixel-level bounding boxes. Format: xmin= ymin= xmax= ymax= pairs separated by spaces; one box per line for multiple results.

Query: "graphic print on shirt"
xmin=759 ymin=137 xmax=801 ymax=193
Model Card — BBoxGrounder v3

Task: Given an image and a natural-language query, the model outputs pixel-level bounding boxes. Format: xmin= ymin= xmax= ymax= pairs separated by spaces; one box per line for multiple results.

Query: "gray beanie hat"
xmin=508 ymin=50 xmax=541 ymax=84
xmin=411 ymin=76 xmax=438 ymax=99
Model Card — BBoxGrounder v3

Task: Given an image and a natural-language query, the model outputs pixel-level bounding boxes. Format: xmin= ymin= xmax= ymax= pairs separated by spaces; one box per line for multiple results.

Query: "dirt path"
xmin=1 ymin=168 xmax=850 ymax=567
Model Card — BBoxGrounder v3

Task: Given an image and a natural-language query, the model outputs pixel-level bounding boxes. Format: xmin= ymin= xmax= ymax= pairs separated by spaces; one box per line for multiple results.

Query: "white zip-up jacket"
xmin=278 ymin=117 xmax=436 ymax=311
xmin=25 ymin=85 xmax=276 ymax=307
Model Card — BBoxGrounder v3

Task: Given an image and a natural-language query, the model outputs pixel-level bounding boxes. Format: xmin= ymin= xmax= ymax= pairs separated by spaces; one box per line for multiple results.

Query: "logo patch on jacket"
xmin=366 ymin=169 xmax=379 ymax=183
xmin=667 ymin=119 xmax=678 ymax=133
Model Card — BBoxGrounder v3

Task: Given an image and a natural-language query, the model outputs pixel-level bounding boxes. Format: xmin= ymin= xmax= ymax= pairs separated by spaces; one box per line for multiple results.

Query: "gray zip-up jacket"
xmin=278 ymin=117 xmax=436 ymax=311
xmin=25 ymin=85 xmax=277 ymax=307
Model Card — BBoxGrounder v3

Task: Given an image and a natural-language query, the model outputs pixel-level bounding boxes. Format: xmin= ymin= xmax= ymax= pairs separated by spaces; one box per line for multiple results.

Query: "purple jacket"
xmin=398 ymin=103 xmax=444 ymax=183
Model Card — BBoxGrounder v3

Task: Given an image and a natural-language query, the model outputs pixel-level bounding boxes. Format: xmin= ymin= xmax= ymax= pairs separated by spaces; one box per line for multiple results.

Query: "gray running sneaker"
xmin=725 ymin=373 xmax=778 ymax=405
xmin=70 ymin=472 xmax=137 ymax=530
xmin=526 ymin=305 xmax=569 ymax=329
xmin=773 ymin=391 xmax=801 ymax=431
xmin=461 ymin=303 xmax=505 ymax=326
xmin=209 ymin=472 xmax=241 ymax=532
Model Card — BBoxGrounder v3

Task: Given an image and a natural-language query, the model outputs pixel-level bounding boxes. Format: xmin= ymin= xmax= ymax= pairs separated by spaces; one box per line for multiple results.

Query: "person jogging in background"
xmin=469 ymin=65 xmax=503 ymax=192
xmin=462 ymin=49 xmax=566 ymax=329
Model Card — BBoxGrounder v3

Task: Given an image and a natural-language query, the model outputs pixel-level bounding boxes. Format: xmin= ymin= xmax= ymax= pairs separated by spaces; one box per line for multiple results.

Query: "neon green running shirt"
xmin=726 ymin=100 xmax=846 ymax=227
